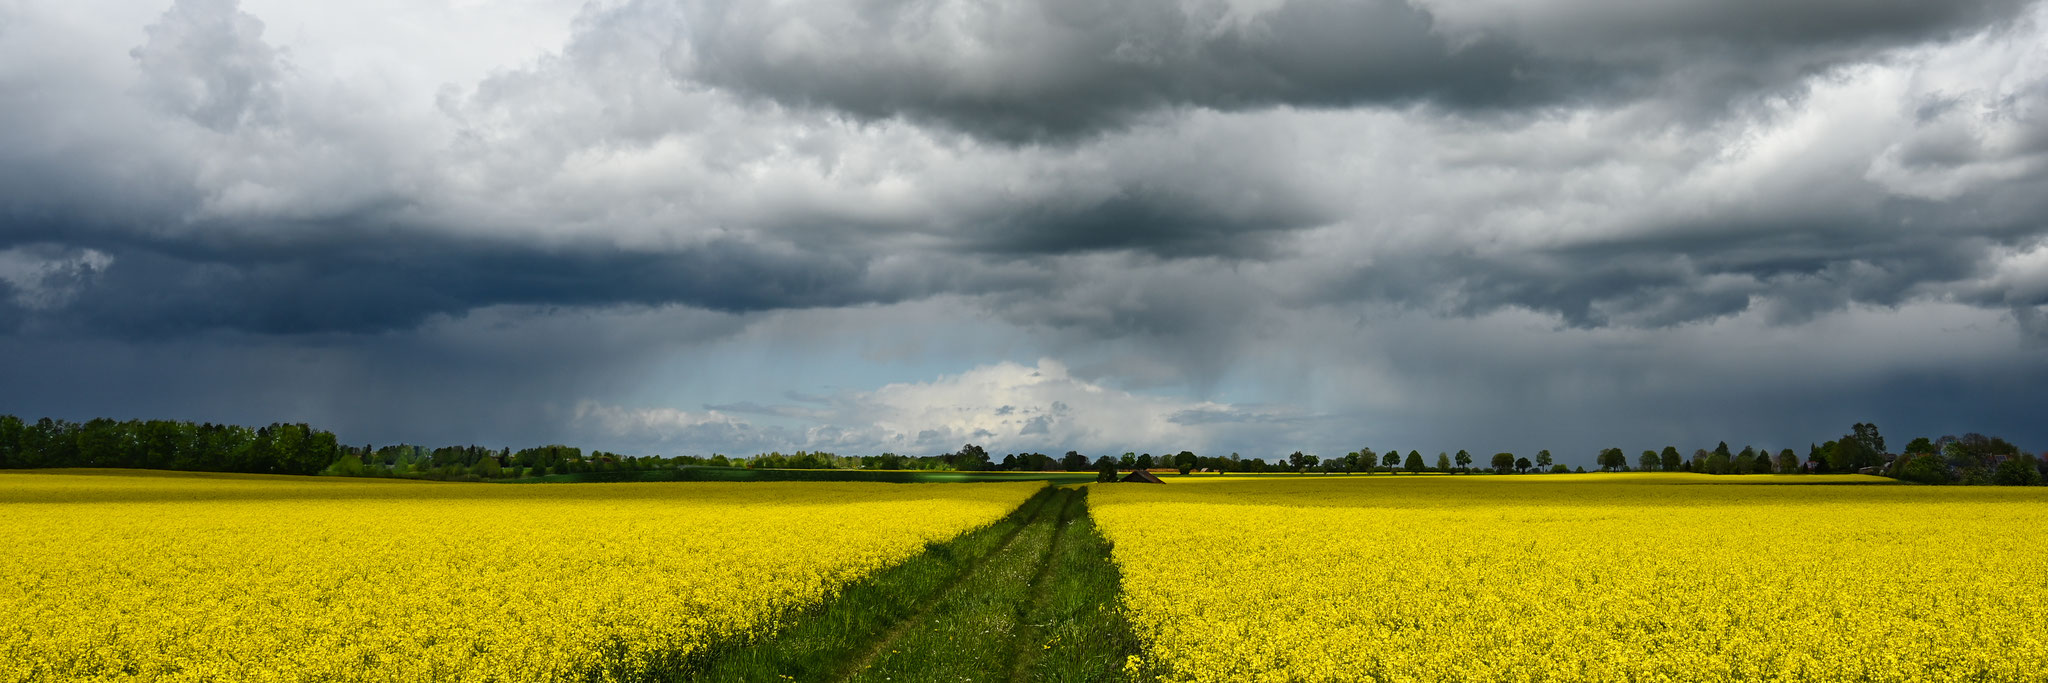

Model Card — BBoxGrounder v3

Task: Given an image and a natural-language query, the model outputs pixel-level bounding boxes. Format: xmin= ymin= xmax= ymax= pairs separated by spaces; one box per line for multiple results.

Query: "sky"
xmin=3 ymin=0 xmax=2047 ymax=466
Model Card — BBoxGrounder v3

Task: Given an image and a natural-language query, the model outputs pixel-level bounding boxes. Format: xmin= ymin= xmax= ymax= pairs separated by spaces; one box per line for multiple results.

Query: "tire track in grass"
xmin=681 ymin=487 xmax=1060 ymax=682
xmin=839 ymin=487 xmax=1077 ymax=682
xmin=1006 ymin=486 xmax=1082 ymax=682
xmin=679 ymin=484 xmax=1142 ymax=683
xmin=1015 ymin=487 xmax=1143 ymax=682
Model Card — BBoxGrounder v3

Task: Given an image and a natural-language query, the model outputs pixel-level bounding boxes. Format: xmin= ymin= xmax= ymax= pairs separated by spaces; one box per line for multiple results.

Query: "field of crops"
xmin=0 ymin=470 xmax=1040 ymax=681
xmin=1092 ymin=473 xmax=2048 ymax=682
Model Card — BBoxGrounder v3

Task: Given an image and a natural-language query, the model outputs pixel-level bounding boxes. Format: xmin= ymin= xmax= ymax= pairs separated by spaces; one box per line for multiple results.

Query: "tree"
xmin=956 ymin=444 xmax=991 ymax=471
xmin=1597 ymin=448 xmax=1626 ymax=472
xmin=1896 ymin=453 xmax=1950 ymax=484
xmin=1638 ymin=450 xmax=1659 ymax=472
xmin=1288 ymin=451 xmax=1318 ymax=472
xmin=1514 ymin=456 xmax=1532 ymax=473
xmin=1435 ymin=452 xmax=1451 ymax=472
xmin=1734 ymin=447 xmax=1756 ymax=474
xmin=1535 ymin=450 xmax=1553 ymax=471
xmin=1174 ymin=451 xmax=1198 ymax=475
xmin=1491 ymin=452 xmax=1515 ymax=474
xmin=1098 ymin=458 xmax=1119 ymax=482
xmin=1382 ymin=451 xmax=1401 ymax=472
xmin=1660 ymin=446 xmax=1681 ymax=473
xmin=1404 ymin=451 xmax=1424 ymax=473
xmin=1354 ymin=449 xmax=1376 ymax=473
xmin=1777 ymin=449 xmax=1800 ymax=474
xmin=1062 ymin=451 xmax=1089 ymax=471
xmin=1993 ymin=455 xmax=2042 ymax=486
xmin=1705 ymin=451 xmax=1730 ymax=475
xmin=1828 ymin=437 xmax=1867 ymax=473
xmin=1136 ymin=453 xmax=1154 ymax=470
xmin=1455 ymin=450 xmax=1472 ymax=473
xmin=1753 ymin=449 xmax=1774 ymax=474
xmin=1850 ymin=422 xmax=1886 ymax=456
xmin=1943 ymin=433 xmax=2021 ymax=473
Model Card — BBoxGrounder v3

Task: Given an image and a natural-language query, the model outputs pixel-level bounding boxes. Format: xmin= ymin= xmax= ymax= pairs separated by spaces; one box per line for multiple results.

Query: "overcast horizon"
xmin=4 ymin=0 xmax=2048 ymax=466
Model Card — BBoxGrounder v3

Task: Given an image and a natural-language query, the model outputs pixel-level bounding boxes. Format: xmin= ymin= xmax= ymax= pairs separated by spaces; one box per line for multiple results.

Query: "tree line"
xmin=1 ymin=415 xmax=2039 ymax=486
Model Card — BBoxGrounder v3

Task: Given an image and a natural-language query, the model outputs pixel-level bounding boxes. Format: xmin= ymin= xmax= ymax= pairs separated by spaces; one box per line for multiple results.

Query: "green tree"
xmin=1638 ymin=450 xmax=1659 ymax=472
xmin=1896 ymin=453 xmax=1950 ymax=484
xmin=1850 ymin=422 xmax=1886 ymax=456
xmin=1455 ymin=450 xmax=1472 ymax=473
xmin=1660 ymin=446 xmax=1682 ymax=472
xmin=1597 ymin=448 xmax=1626 ymax=472
xmin=1404 ymin=451 xmax=1424 ymax=472
xmin=1514 ymin=456 xmax=1532 ymax=473
xmin=1706 ymin=451 xmax=1731 ymax=475
xmin=1535 ymin=450 xmax=1553 ymax=471
xmin=1174 ymin=451 xmax=1198 ymax=475
xmin=1287 ymin=451 xmax=1318 ymax=472
xmin=1136 ymin=453 xmax=1154 ymax=470
xmin=1098 ymin=458 xmax=1119 ymax=482
xmin=1435 ymin=452 xmax=1451 ymax=472
xmin=0 ymin=415 xmax=24 ymax=468
xmin=1777 ymin=448 xmax=1800 ymax=474
xmin=1491 ymin=452 xmax=1515 ymax=474
xmin=1827 ymin=437 xmax=1866 ymax=473
xmin=1382 ymin=451 xmax=1401 ymax=471
xmin=1062 ymin=451 xmax=1089 ymax=471
xmin=1993 ymin=455 xmax=2042 ymax=486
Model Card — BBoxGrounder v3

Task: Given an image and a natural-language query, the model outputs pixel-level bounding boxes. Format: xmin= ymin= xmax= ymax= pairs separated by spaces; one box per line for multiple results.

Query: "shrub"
xmin=1896 ymin=453 xmax=1951 ymax=485
xmin=1993 ymin=457 xmax=2042 ymax=487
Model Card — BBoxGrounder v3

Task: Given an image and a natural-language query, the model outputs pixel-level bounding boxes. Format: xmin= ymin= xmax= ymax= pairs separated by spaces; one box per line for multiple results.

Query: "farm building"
xmin=1120 ymin=470 xmax=1165 ymax=484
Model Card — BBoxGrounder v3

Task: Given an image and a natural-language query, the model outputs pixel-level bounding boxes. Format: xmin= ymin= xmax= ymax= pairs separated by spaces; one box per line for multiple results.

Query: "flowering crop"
xmin=1092 ymin=473 xmax=2048 ymax=682
xmin=0 ymin=470 xmax=1039 ymax=681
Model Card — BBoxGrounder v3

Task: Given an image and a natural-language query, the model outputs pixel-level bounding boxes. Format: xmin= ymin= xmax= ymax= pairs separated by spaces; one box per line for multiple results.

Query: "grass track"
xmin=681 ymin=485 xmax=1140 ymax=682
xmin=1011 ymin=489 xmax=1140 ymax=682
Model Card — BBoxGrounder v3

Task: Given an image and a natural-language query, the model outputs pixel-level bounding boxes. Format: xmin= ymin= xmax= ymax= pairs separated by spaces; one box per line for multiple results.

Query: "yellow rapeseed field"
xmin=1092 ymin=473 xmax=2048 ymax=682
xmin=0 ymin=470 xmax=1039 ymax=681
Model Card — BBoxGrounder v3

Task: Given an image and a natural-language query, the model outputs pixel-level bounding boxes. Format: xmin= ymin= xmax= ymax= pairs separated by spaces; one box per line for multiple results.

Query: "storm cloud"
xmin=2 ymin=0 xmax=2047 ymax=463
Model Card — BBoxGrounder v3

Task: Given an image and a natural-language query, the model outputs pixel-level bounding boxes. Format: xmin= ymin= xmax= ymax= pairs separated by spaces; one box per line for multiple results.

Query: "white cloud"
xmin=571 ymin=358 xmax=1315 ymax=456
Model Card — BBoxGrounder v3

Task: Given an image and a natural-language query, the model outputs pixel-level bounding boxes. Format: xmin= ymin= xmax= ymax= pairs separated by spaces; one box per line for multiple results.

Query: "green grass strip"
xmin=678 ymin=486 xmax=1063 ymax=681
xmin=1014 ymin=487 xmax=1144 ymax=682
xmin=847 ymin=488 xmax=1080 ymax=682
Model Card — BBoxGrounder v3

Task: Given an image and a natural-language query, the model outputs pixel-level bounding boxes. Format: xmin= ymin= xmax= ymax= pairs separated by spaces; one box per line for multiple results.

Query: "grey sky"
xmin=3 ymin=0 xmax=2046 ymax=465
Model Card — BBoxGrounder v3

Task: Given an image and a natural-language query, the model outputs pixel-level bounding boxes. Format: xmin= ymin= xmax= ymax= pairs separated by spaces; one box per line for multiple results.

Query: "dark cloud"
xmin=676 ymin=0 xmax=2031 ymax=141
xmin=0 ymin=230 xmax=913 ymax=337
xmin=2 ymin=0 xmax=2047 ymax=460
xmin=966 ymin=189 xmax=1324 ymax=257
xmin=681 ymin=0 xmax=1550 ymax=141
